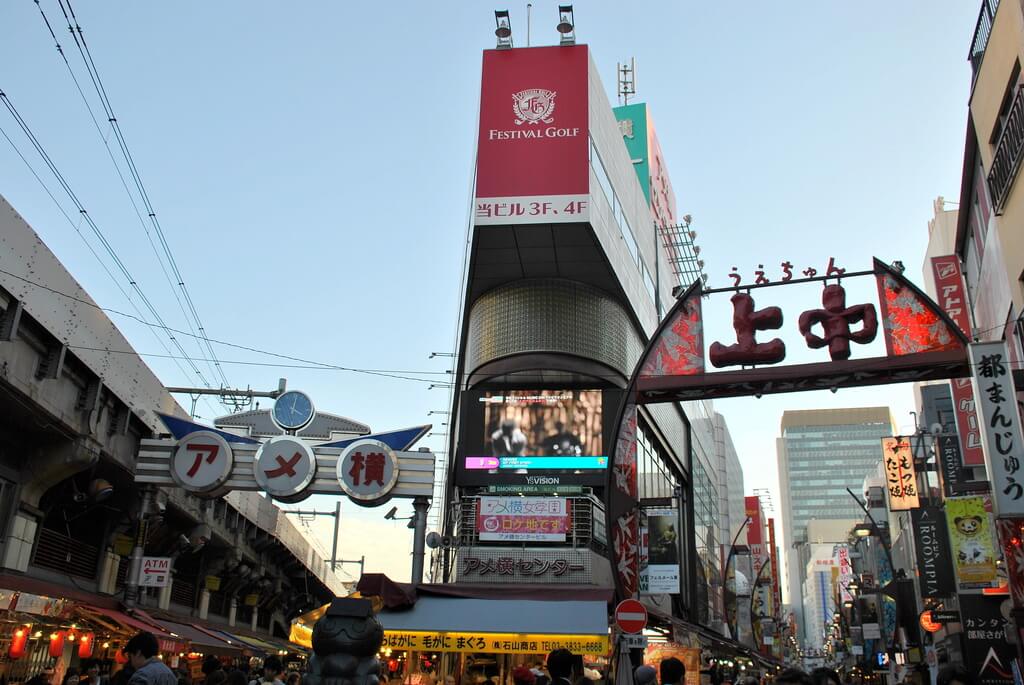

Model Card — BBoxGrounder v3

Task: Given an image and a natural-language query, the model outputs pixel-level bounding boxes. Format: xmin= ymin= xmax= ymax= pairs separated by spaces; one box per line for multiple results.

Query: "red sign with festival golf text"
xmin=475 ymin=45 xmax=589 ymax=225
xmin=931 ymin=256 xmax=984 ymax=466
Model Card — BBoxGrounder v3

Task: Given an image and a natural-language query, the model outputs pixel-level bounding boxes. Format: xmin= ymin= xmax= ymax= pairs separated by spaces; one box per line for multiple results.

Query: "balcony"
xmin=969 ymin=0 xmax=1000 ymax=79
xmin=455 ymin=495 xmax=606 ymax=550
xmin=988 ymin=85 xmax=1024 ymax=213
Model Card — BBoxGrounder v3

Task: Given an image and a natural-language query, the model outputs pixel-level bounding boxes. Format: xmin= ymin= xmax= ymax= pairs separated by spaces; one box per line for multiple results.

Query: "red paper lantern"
xmin=48 ymin=631 xmax=65 ymax=658
xmin=78 ymin=633 xmax=95 ymax=659
xmin=8 ymin=627 xmax=29 ymax=660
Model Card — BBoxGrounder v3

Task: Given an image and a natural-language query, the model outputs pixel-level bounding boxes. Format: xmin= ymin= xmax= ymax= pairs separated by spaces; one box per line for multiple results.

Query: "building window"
xmin=990 ymin=61 xmax=1022 ymax=148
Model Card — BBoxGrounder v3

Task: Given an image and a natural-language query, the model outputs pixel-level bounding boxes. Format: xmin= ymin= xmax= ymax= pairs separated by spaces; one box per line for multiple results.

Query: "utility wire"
xmin=49 ymin=0 xmax=231 ymax=391
xmin=31 ymin=0 xmax=223 ymax=389
xmin=1 ymin=265 xmax=1019 ymax=388
xmin=0 ymin=267 xmax=453 ymax=386
xmin=0 ymin=88 xmax=220 ymax=404
xmin=0 ymin=123 xmax=220 ymax=417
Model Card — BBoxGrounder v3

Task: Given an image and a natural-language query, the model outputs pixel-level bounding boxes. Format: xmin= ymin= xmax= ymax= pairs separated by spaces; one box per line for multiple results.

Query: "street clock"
xmin=271 ymin=390 xmax=315 ymax=431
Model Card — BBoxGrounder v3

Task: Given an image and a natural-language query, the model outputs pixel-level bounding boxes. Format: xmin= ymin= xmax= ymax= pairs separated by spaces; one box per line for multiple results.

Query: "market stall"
xmin=291 ymin=577 xmax=612 ymax=685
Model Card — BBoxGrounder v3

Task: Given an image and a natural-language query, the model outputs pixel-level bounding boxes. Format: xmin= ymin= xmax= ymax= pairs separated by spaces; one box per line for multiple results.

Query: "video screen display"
xmin=481 ymin=390 xmax=603 ymax=457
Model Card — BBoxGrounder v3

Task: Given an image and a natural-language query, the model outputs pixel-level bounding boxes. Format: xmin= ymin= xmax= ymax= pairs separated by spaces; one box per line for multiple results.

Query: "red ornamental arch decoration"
xmin=606 ymin=258 xmax=971 ymax=599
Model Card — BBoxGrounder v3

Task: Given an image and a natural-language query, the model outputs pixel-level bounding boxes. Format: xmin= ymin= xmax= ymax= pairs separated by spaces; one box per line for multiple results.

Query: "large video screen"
xmin=481 ymin=390 xmax=603 ymax=457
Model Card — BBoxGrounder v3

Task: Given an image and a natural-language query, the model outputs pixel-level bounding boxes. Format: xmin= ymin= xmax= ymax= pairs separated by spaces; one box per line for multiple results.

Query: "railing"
xmin=32 ymin=527 xmax=100 ymax=579
xmin=969 ymin=0 xmax=1000 ymax=77
xmin=988 ymin=85 xmax=1024 ymax=213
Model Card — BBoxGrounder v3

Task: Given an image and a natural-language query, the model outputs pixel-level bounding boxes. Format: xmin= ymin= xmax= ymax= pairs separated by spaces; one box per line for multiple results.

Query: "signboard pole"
xmin=124 ymin=488 xmax=153 ymax=608
xmin=411 ymin=496 xmax=429 ymax=586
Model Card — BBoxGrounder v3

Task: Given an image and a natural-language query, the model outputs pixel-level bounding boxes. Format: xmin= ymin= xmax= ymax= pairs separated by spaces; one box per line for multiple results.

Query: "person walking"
xmin=635 ymin=666 xmax=657 ymax=685
xmin=512 ymin=666 xmax=536 ymax=685
xmin=124 ymin=632 xmax=177 ymax=685
xmin=660 ymin=658 xmax=684 ymax=685
xmin=252 ymin=657 xmax=285 ymax=685
xmin=546 ymin=650 xmax=576 ymax=685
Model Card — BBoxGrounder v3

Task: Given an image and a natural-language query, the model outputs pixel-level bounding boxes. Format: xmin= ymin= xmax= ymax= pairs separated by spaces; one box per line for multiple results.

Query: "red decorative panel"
xmin=639 ymin=291 xmax=704 ymax=377
xmin=613 ymin=405 xmax=638 ymax=498
xmin=613 ymin=511 xmax=639 ymax=597
xmin=996 ymin=518 xmax=1024 ymax=608
xmin=876 ymin=273 xmax=960 ymax=356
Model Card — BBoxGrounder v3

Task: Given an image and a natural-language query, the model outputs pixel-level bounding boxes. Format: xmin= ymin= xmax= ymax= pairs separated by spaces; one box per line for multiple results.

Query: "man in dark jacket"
xmin=124 ymin=632 xmax=176 ymax=685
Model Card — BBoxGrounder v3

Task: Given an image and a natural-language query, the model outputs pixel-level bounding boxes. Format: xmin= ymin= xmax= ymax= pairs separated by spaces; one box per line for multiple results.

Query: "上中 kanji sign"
xmin=882 ymin=437 xmax=919 ymax=510
xmin=337 ymin=439 xmax=400 ymax=505
xmin=971 ymin=342 xmax=1024 ymax=516
xmin=608 ymin=258 xmax=972 ymax=600
xmin=170 ymin=431 xmax=233 ymax=494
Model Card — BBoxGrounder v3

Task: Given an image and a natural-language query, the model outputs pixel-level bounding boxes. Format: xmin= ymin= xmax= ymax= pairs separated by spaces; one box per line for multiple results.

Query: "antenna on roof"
xmin=617 ymin=58 xmax=637 ymax=105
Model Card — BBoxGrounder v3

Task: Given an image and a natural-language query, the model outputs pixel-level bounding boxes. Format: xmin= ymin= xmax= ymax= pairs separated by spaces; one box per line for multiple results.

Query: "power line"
xmin=3 ymin=264 xmax=1018 ymax=391
xmin=31 ymin=0 xmax=224 ymax=389
xmin=0 ymin=123 xmax=223 ymax=418
xmin=48 ymin=0 xmax=230 ymax=391
xmin=0 ymin=88 xmax=221 ymax=405
xmin=0 ymin=267 xmax=453 ymax=386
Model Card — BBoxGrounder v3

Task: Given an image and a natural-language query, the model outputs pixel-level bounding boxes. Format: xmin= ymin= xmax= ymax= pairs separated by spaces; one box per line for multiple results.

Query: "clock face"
xmin=272 ymin=390 xmax=315 ymax=430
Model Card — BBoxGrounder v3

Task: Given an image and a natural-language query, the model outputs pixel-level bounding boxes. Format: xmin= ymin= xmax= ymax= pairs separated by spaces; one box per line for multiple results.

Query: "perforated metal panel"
xmin=466 ymin=279 xmax=643 ymax=378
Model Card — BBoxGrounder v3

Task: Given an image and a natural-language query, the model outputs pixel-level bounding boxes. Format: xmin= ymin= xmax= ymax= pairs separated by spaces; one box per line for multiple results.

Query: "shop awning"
xmin=378 ymin=596 xmax=608 ymax=636
xmin=150 ymin=619 xmax=246 ymax=657
xmin=212 ymin=630 xmax=278 ymax=654
xmin=75 ymin=605 xmax=187 ymax=654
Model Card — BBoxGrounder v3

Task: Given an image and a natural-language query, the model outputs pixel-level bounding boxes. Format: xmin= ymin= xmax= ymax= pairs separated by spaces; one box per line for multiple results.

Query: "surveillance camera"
xmin=929 ymin=423 xmax=943 ymax=436
xmin=384 ymin=506 xmax=398 ymax=520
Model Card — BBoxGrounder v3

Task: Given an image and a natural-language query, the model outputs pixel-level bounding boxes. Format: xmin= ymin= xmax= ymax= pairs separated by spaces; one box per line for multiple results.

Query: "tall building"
xmin=957 ymin=0 xmax=1024 ymax=357
xmin=776 ymin=407 xmax=894 ymax=643
xmin=715 ymin=412 xmax=746 ymax=551
xmin=438 ymin=38 xmax=723 ymax=638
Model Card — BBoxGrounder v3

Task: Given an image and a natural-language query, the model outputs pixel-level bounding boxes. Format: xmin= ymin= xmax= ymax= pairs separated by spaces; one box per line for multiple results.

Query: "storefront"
xmin=292 ymin=579 xmax=612 ymax=685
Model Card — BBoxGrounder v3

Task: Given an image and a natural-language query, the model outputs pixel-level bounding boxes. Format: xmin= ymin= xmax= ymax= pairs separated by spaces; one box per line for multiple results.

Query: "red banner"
xmin=930 ymin=256 xmax=985 ymax=466
xmin=475 ymin=45 xmax=589 ymax=225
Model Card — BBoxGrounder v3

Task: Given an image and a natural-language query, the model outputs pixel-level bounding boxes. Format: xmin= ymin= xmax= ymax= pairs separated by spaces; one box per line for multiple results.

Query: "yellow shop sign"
xmin=381 ymin=631 xmax=609 ymax=656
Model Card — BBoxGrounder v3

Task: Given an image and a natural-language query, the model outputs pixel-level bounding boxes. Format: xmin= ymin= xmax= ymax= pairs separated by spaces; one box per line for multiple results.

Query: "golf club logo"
xmin=513 ymin=88 xmax=556 ymax=125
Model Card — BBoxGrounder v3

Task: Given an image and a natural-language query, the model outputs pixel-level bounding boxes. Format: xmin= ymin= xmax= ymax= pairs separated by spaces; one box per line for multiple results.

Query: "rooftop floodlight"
xmin=494 ymin=10 xmax=513 ymax=49
xmin=556 ymin=5 xmax=575 ymax=45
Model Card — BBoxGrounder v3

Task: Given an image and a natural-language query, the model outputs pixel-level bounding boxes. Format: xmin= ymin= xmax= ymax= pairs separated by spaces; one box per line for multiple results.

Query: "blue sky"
xmin=0 ymin=2 xmax=978 ymax=581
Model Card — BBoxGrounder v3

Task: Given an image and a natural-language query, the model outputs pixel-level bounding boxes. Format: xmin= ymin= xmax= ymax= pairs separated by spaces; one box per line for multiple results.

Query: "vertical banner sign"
xmin=937 ymin=433 xmax=975 ymax=496
xmin=958 ymin=594 xmax=1014 ymax=685
xmin=475 ymin=45 xmax=590 ymax=226
xmin=835 ymin=545 xmax=855 ymax=602
xmin=971 ymin=342 xmax=1024 ymax=515
xmin=910 ymin=507 xmax=956 ymax=598
xmin=882 ymin=437 xmax=920 ymax=510
xmin=931 ymin=256 xmax=985 ymax=466
xmin=476 ymin=497 xmax=568 ymax=542
xmin=640 ymin=509 xmax=680 ymax=594
xmin=945 ymin=496 xmax=998 ymax=589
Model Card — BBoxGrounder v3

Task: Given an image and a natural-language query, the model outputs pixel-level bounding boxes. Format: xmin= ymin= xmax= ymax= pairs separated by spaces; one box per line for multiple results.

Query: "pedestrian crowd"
xmin=20 ymin=633 xmax=301 ymax=685
xmin=18 ymin=632 xmax=983 ymax=685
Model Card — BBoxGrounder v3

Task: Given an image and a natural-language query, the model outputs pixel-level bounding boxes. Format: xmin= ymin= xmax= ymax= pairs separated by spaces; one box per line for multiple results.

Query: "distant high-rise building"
xmin=714 ymin=412 xmax=746 ymax=553
xmin=776 ymin=407 xmax=894 ymax=644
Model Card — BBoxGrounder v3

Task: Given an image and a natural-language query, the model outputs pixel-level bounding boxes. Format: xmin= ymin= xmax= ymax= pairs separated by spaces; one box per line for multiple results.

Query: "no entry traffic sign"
xmin=615 ymin=599 xmax=647 ymax=634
